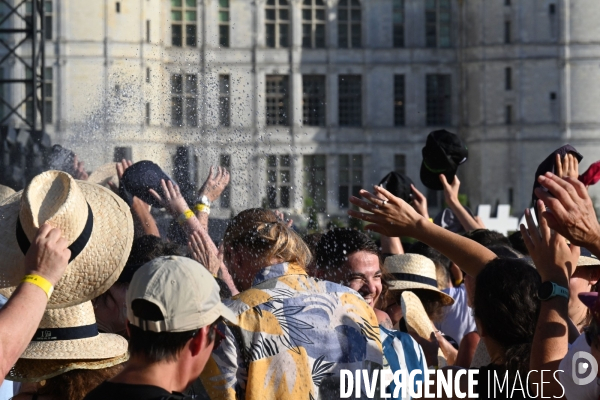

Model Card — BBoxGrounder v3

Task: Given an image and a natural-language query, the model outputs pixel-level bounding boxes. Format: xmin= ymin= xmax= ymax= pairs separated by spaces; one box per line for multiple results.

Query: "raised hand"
xmin=555 ymin=153 xmax=579 ymax=180
xmin=274 ymin=210 xmax=294 ymax=228
xmin=410 ymin=184 xmax=429 ymax=219
xmin=440 ymin=174 xmax=460 ymax=206
xmin=520 ymin=200 xmax=578 ymax=284
xmin=188 ymin=231 xmax=220 ymax=276
xmin=348 ymin=185 xmax=423 ymax=238
xmin=535 ymin=172 xmax=600 ymax=252
xmin=198 ymin=166 xmax=230 ymax=203
xmin=149 ymin=179 xmax=190 ymax=217
xmin=73 ymin=155 xmax=88 ymax=181
xmin=108 ymin=159 xmax=133 ymax=194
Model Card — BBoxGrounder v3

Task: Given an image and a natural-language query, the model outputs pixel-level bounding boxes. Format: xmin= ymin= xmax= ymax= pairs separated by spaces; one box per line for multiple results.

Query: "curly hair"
xmin=474 ymin=258 xmax=541 ymax=377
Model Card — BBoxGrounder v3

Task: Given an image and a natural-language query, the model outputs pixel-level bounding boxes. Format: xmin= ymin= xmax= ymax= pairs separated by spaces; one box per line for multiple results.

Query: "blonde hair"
xmin=223 ymin=208 xmax=311 ymax=269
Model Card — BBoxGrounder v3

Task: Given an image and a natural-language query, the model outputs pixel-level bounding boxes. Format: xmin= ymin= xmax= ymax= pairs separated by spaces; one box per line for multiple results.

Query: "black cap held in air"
xmin=420 ymin=130 xmax=468 ymax=191
xmin=379 ymin=171 xmax=414 ymax=203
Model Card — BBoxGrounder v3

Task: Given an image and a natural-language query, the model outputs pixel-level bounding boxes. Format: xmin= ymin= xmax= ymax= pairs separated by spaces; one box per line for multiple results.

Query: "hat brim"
xmin=401 ymin=291 xmax=434 ymax=339
xmin=0 ymin=182 xmax=134 ymax=308
xmin=388 ymin=282 xmax=455 ymax=306
xmin=19 ymin=332 xmax=128 ymax=360
xmin=215 ymin=302 xmax=238 ymax=325
xmin=578 ymin=257 xmax=600 ymax=268
xmin=420 ymin=162 xmax=456 ymax=191
xmin=7 ymin=352 xmax=128 ymax=383
xmin=88 ymin=163 xmax=119 ymax=189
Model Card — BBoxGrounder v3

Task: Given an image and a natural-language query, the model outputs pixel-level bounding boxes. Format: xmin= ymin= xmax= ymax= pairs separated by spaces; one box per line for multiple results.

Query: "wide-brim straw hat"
xmin=6 ymin=301 xmax=129 ymax=382
xmin=400 ymin=291 xmax=447 ymax=367
xmin=88 ymin=163 xmax=119 ymax=189
xmin=0 ymin=184 xmax=16 ymax=203
xmin=384 ymin=254 xmax=455 ymax=306
xmin=0 ymin=171 xmax=134 ymax=308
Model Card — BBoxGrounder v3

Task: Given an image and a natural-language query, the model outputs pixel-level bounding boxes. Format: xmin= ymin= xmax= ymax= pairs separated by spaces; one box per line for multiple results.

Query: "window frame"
xmin=302 ymin=75 xmax=326 ymax=127
xmin=219 ymin=74 xmax=231 ymax=127
xmin=338 ymin=74 xmax=362 ymax=127
xmin=425 ymin=74 xmax=452 ymax=126
xmin=338 ymin=0 xmax=361 ymax=49
xmin=394 ymin=74 xmax=405 ymax=126
xmin=171 ymin=73 xmax=198 ymax=127
xmin=265 ymin=0 xmax=290 ymax=49
xmin=302 ymin=0 xmax=326 ymax=49
xmin=220 ymin=154 xmax=232 ymax=208
xmin=338 ymin=154 xmax=363 ymax=209
xmin=392 ymin=0 xmax=404 ymax=48
xmin=219 ymin=0 xmax=230 ymax=47
xmin=425 ymin=0 xmax=451 ymax=48
xmin=265 ymin=75 xmax=289 ymax=126
xmin=266 ymin=154 xmax=292 ymax=209
xmin=303 ymin=155 xmax=327 ymax=213
xmin=171 ymin=0 xmax=197 ymax=48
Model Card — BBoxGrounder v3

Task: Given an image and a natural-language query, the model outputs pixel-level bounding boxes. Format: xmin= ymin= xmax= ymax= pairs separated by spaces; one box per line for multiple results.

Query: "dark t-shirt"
xmin=84 ymin=381 xmax=175 ymax=400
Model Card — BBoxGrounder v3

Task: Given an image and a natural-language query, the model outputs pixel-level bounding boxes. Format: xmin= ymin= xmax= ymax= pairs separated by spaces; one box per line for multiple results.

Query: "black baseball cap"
xmin=420 ymin=130 xmax=468 ymax=191
xmin=121 ymin=160 xmax=172 ymax=207
xmin=379 ymin=171 xmax=414 ymax=203
xmin=531 ymin=144 xmax=582 ymax=205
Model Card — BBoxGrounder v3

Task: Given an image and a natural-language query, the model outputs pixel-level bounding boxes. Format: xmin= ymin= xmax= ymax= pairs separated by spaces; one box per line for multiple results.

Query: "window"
xmin=394 ymin=75 xmax=405 ymax=126
xmin=302 ymin=75 xmax=326 ymax=126
xmin=171 ymin=0 xmax=197 ymax=47
xmin=338 ymin=0 xmax=361 ymax=48
xmin=393 ymin=0 xmax=404 ymax=47
xmin=338 ymin=154 xmax=362 ymax=208
xmin=220 ymin=154 xmax=231 ymax=208
xmin=426 ymin=74 xmax=451 ymax=126
xmin=338 ymin=75 xmax=361 ymax=127
xmin=26 ymin=1 xmax=52 ymax=40
xmin=549 ymin=4 xmax=557 ymax=39
xmin=116 ymin=2 xmax=120 ymax=13
xmin=146 ymin=67 xmax=151 ymax=83
xmin=302 ymin=0 xmax=326 ymax=48
xmin=505 ymin=0 xmax=510 ymax=5
xmin=26 ymin=67 xmax=53 ymax=125
xmin=219 ymin=0 xmax=230 ymax=47
xmin=173 ymin=147 xmax=197 ymax=197
xmin=266 ymin=75 xmax=289 ymax=126
xmin=114 ymin=147 xmax=132 ymax=162
xmin=394 ymin=154 xmax=406 ymax=175
xmin=146 ymin=20 xmax=151 ymax=43
xmin=504 ymin=21 xmax=511 ymax=44
xmin=171 ymin=74 xmax=198 ymax=127
xmin=145 ymin=102 xmax=150 ymax=125
xmin=266 ymin=155 xmax=292 ymax=208
xmin=265 ymin=0 xmax=290 ymax=48
xmin=219 ymin=75 xmax=230 ymax=126
xmin=425 ymin=0 xmax=451 ymax=48
xmin=505 ymin=67 xmax=512 ymax=91
xmin=550 ymin=92 xmax=557 ymax=100
xmin=505 ymin=105 xmax=513 ymax=125
xmin=303 ymin=155 xmax=327 ymax=212
xmin=549 ymin=4 xmax=556 ymax=14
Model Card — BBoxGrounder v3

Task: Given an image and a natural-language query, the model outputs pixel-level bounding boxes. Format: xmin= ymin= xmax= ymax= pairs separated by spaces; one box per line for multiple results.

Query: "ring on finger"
xmin=381 ymin=199 xmax=388 ymax=206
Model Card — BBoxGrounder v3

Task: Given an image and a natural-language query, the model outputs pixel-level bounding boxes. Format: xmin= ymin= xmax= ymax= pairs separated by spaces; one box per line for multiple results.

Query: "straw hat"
xmin=88 ymin=163 xmax=119 ymax=189
xmin=400 ymin=291 xmax=447 ymax=367
xmin=0 ymin=184 xmax=15 ymax=203
xmin=578 ymin=248 xmax=600 ymax=267
xmin=0 ymin=170 xmax=134 ymax=308
xmin=6 ymin=301 xmax=129 ymax=382
xmin=384 ymin=254 xmax=454 ymax=306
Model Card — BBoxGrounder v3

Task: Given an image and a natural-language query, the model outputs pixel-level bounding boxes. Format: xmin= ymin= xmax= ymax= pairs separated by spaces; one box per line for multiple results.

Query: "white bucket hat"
xmin=7 ymin=301 xmax=128 ymax=382
xmin=384 ymin=254 xmax=454 ymax=305
xmin=0 ymin=170 xmax=134 ymax=308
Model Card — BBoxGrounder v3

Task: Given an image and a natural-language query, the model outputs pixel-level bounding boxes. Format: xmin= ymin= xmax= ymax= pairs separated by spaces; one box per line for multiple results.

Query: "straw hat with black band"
xmin=384 ymin=254 xmax=454 ymax=306
xmin=7 ymin=301 xmax=128 ymax=382
xmin=0 ymin=170 xmax=134 ymax=308
xmin=88 ymin=163 xmax=119 ymax=189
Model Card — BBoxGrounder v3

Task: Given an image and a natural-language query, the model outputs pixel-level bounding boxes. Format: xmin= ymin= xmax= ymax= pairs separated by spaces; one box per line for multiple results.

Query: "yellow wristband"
xmin=194 ymin=204 xmax=210 ymax=214
xmin=21 ymin=274 xmax=54 ymax=300
xmin=178 ymin=209 xmax=195 ymax=225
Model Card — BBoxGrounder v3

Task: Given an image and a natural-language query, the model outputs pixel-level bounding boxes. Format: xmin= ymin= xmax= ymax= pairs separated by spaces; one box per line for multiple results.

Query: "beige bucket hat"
xmin=88 ymin=163 xmax=119 ymax=189
xmin=6 ymin=301 xmax=128 ymax=382
xmin=0 ymin=170 xmax=134 ymax=308
xmin=384 ymin=254 xmax=454 ymax=305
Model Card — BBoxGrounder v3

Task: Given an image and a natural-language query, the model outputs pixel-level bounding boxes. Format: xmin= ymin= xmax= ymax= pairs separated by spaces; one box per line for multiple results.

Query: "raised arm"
xmin=522 ymin=200 xmax=577 ymax=398
xmin=348 ymin=185 xmax=496 ymax=277
xmin=0 ymin=224 xmax=70 ymax=380
xmin=439 ymin=175 xmax=484 ymax=232
xmin=195 ymin=166 xmax=231 ymax=230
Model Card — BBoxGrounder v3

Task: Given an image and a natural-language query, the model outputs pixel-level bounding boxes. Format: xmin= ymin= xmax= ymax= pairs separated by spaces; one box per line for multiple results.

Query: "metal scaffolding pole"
xmin=0 ymin=0 xmax=45 ymax=133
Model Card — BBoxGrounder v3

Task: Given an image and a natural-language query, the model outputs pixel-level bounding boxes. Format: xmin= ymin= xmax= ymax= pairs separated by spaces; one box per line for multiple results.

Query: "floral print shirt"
xmin=200 ymin=262 xmax=383 ymax=399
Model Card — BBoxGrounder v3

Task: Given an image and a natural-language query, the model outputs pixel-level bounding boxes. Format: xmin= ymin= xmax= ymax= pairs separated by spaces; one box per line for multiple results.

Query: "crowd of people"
xmin=0 ymin=131 xmax=599 ymax=399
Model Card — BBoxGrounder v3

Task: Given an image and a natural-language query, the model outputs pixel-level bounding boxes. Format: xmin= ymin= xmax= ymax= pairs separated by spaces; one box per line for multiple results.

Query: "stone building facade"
xmin=3 ymin=0 xmax=600 ymax=220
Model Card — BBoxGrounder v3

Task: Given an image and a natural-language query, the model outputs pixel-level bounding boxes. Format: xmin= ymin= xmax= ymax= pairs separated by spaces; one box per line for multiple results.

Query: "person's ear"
xmin=589 ymin=267 xmax=600 ymax=286
xmin=189 ymin=326 xmax=211 ymax=357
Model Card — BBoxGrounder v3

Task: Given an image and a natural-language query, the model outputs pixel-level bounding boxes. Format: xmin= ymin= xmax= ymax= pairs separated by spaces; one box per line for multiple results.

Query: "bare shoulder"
xmin=374 ymin=308 xmax=393 ymax=330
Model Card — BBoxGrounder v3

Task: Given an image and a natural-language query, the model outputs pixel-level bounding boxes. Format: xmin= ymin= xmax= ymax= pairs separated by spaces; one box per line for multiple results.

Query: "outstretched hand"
xmin=555 ymin=153 xmax=579 ymax=180
xmin=535 ymin=172 xmax=600 ymax=251
xmin=198 ymin=166 xmax=230 ymax=203
xmin=410 ymin=184 xmax=429 ymax=220
xmin=440 ymin=174 xmax=460 ymax=206
xmin=520 ymin=200 xmax=578 ymax=284
xmin=108 ymin=159 xmax=133 ymax=194
xmin=348 ymin=185 xmax=424 ymax=237
xmin=188 ymin=231 xmax=220 ymax=276
xmin=149 ymin=179 xmax=190 ymax=217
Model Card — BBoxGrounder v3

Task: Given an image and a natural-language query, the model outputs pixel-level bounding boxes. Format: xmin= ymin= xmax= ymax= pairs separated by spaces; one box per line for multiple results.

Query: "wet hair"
xmin=128 ymin=299 xmax=219 ymax=363
xmin=315 ymin=228 xmax=380 ymax=272
xmin=117 ymin=235 xmax=186 ymax=283
xmin=508 ymin=231 xmax=529 ymax=256
xmin=222 ymin=208 xmax=311 ymax=269
xmin=36 ymin=364 xmax=123 ymax=400
xmin=463 ymin=229 xmax=512 ymax=248
xmin=408 ymin=242 xmax=452 ymax=289
xmin=473 ymin=258 xmax=541 ymax=377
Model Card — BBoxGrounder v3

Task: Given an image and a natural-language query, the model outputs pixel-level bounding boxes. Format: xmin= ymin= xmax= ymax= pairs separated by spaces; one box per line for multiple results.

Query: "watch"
xmin=198 ymin=195 xmax=211 ymax=207
xmin=538 ymin=281 xmax=569 ymax=301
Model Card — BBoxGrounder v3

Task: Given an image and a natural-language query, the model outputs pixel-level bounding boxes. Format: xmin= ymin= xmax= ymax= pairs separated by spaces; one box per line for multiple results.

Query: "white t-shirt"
xmin=435 ymin=285 xmax=477 ymax=345
xmin=559 ymin=333 xmax=600 ymax=400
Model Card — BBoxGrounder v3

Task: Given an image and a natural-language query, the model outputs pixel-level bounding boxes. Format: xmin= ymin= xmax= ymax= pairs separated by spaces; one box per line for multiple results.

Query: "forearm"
xmin=131 ymin=203 xmax=159 ymax=237
xmin=194 ymin=211 xmax=209 ymax=230
xmin=380 ymin=236 xmax=403 ymax=255
xmin=446 ymin=199 xmax=481 ymax=232
xmin=411 ymin=219 xmax=496 ymax=277
xmin=0 ymin=284 xmax=48 ymax=377
xmin=530 ymin=296 xmax=569 ymax=397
